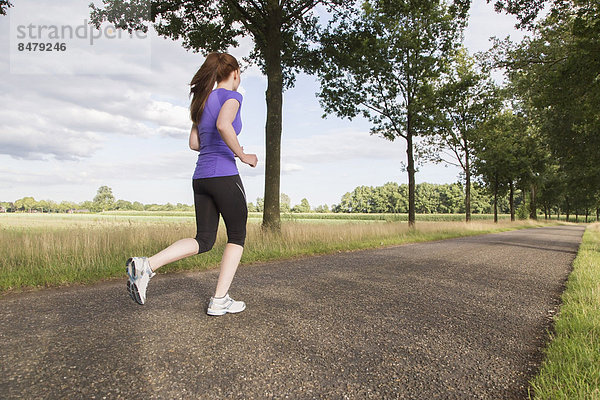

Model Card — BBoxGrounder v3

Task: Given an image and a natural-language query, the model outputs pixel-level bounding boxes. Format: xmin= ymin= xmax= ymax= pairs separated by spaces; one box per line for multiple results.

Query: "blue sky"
xmin=0 ymin=1 xmax=528 ymax=208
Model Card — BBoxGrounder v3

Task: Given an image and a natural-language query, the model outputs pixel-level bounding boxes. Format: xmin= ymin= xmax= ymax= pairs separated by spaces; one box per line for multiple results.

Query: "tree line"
xmin=1 ymin=186 xmax=195 ymax=213
xmin=3 ymin=181 xmax=597 ymax=222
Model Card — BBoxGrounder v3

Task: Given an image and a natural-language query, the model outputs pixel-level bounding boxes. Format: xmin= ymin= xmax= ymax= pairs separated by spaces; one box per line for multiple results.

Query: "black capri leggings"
xmin=192 ymin=174 xmax=248 ymax=253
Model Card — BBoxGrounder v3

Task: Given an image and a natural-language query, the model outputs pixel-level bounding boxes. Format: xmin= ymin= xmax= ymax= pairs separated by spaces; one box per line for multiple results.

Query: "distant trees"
xmin=5 ymin=181 xmax=581 ymax=218
xmin=248 ymin=194 xmax=323 ymax=214
xmin=333 ymin=181 xmax=517 ymax=215
xmin=0 ymin=201 xmax=14 ymax=212
xmin=280 ymin=194 xmax=291 ymax=213
xmin=93 ymin=186 xmax=116 ymax=212
xmin=14 ymin=197 xmax=36 ymax=213
xmin=5 ymin=186 xmax=194 ymax=213
xmin=292 ymin=198 xmax=311 ymax=213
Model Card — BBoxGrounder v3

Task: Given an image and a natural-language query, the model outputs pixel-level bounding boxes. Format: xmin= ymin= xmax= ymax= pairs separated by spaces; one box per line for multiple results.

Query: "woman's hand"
xmin=240 ymin=153 xmax=258 ymax=168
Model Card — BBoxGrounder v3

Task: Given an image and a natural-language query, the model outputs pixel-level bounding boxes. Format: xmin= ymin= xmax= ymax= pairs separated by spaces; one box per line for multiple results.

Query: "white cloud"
xmin=281 ymin=128 xmax=403 ymax=164
xmin=282 ymin=163 xmax=303 ymax=173
xmin=0 ymin=123 xmax=104 ymax=160
xmin=0 ymin=150 xmax=196 ymax=187
xmin=91 ymin=151 xmax=195 ymax=181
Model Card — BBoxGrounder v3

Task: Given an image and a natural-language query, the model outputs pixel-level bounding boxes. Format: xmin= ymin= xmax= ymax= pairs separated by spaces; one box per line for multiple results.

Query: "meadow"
xmin=0 ymin=212 xmax=559 ymax=294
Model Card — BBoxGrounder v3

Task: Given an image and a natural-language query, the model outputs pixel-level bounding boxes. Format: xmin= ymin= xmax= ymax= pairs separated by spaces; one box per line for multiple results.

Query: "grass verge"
xmin=0 ymin=215 xmax=558 ymax=295
xmin=528 ymin=222 xmax=600 ymax=399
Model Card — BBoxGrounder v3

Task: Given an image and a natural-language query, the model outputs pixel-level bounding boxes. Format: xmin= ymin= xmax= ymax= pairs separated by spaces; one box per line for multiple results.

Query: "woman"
xmin=126 ymin=52 xmax=258 ymax=316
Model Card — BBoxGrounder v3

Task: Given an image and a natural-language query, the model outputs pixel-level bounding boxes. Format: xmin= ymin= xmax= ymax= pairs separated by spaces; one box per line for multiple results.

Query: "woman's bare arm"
xmin=189 ymin=124 xmax=200 ymax=151
xmin=216 ymin=99 xmax=257 ymax=167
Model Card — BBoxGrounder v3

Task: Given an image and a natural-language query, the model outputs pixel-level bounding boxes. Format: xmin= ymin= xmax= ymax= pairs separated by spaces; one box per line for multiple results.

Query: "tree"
xmin=115 ymin=199 xmax=133 ymax=210
xmin=315 ymin=204 xmax=330 ymax=213
xmin=316 ymin=0 xmax=468 ymax=227
xmin=473 ymin=110 xmax=533 ymax=222
xmin=58 ymin=201 xmax=76 ymax=212
xmin=470 ymin=182 xmax=493 ymax=214
xmin=339 ymin=185 xmax=378 ymax=213
xmin=422 ymin=48 xmax=501 ymax=221
xmin=36 ymin=199 xmax=50 ymax=213
xmin=415 ymin=183 xmax=439 ymax=214
xmin=80 ymin=201 xmax=95 ymax=211
xmin=438 ymin=183 xmax=464 ymax=213
xmin=14 ymin=197 xmax=36 ymax=212
xmin=0 ymin=0 xmax=12 ymax=15
xmin=375 ymin=182 xmax=407 ymax=213
xmin=280 ymin=193 xmax=291 ymax=213
xmin=255 ymin=197 xmax=264 ymax=213
xmin=292 ymin=198 xmax=311 ymax=213
xmin=93 ymin=186 xmax=116 ymax=212
xmin=486 ymin=0 xmax=567 ymax=29
xmin=537 ymin=164 xmax=566 ymax=220
xmin=90 ymin=0 xmax=349 ymax=231
xmin=0 ymin=201 xmax=14 ymax=212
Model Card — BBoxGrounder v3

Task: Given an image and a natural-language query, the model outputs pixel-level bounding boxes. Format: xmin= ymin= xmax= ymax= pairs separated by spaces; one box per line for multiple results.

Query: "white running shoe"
xmin=207 ymin=294 xmax=246 ymax=316
xmin=126 ymin=257 xmax=155 ymax=305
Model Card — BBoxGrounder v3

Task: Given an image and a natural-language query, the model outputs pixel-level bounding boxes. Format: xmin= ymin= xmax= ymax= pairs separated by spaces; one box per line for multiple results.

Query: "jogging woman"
xmin=126 ymin=52 xmax=258 ymax=316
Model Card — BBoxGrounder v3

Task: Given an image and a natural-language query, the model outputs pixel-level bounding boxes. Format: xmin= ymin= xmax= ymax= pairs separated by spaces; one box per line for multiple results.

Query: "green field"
xmin=0 ymin=212 xmax=562 ymax=294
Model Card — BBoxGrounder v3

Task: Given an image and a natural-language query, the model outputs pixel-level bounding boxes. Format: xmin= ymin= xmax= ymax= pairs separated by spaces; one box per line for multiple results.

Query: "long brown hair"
xmin=189 ymin=52 xmax=240 ymax=125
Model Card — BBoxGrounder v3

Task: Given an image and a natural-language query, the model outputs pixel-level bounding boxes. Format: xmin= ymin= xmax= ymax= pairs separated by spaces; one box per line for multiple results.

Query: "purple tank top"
xmin=193 ymin=88 xmax=243 ymax=179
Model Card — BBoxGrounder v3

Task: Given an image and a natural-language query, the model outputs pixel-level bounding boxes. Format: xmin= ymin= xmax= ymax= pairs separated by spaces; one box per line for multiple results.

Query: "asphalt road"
xmin=0 ymin=225 xmax=585 ymax=399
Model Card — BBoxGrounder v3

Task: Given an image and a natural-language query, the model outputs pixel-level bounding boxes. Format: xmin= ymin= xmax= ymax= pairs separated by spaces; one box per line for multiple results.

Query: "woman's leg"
xmin=148 ymin=238 xmax=199 ymax=271
xmin=147 ymin=179 xmax=219 ymax=272
xmin=208 ymin=175 xmax=248 ymax=297
xmin=214 ymin=243 xmax=243 ymax=297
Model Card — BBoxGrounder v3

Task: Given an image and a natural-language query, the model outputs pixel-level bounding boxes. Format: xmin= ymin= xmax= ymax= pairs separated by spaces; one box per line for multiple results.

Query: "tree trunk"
xmin=509 ymin=181 xmax=515 ymax=222
xmin=406 ymin=131 xmax=416 ymax=228
xmin=585 ymin=209 xmax=588 ymax=223
xmin=544 ymin=206 xmax=548 ymax=220
xmin=557 ymin=207 xmax=560 ymax=221
xmin=464 ymin=143 xmax=471 ymax=222
xmin=576 ymin=210 xmax=579 ymax=222
xmin=405 ymin=78 xmax=416 ymax=228
xmin=261 ymin=11 xmax=283 ymax=232
xmin=493 ymin=174 xmax=498 ymax=223
xmin=529 ymin=184 xmax=537 ymax=220
xmin=596 ymin=207 xmax=599 ymax=222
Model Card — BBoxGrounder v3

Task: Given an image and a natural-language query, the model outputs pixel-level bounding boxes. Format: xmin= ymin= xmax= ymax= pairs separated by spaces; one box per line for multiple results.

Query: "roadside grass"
xmin=0 ymin=213 xmax=559 ymax=294
xmin=529 ymin=222 xmax=600 ymax=399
